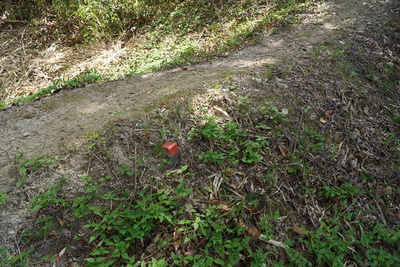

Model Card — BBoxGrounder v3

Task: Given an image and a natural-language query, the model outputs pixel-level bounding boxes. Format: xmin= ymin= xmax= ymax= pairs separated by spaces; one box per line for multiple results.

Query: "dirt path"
xmin=0 ymin=0 xmax=391 ymax=189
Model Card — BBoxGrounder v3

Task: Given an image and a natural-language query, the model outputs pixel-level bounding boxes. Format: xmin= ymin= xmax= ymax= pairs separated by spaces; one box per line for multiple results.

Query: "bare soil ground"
xmin=0 ymin=0 xmax=399 ymax=265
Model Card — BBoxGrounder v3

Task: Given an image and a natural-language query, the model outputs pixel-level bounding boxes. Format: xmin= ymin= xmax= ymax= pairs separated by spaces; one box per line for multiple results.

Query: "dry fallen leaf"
xmin=211 ymin=199 xmax=231 ymax=214
xmin=292 ymin=226 xmax=308 ymax=235
xmin=388 ymin=211 xmax=400 ymax=225
xmin=212 ymin=106 xmax=232 ymax=120
xmin=144 ymin=132 xmax=151 ymax=139
xmin=319 ymin=118 xmax=327 ymax=124
xmin=324 ymin=110 xmax=334 ymax=117
xmin=58 ymin=248 xmax=66 ymax=257
xmin=234 ymin=220 xmax=261 ymax=241
xmin=146 ymin=232 xmax=162 ymax=254
xmin=183 ymin=250 xmax=197 ymax=257
xmin=247 ymin=224 xmax=261 ymax=241
xmin=233 ymin=170 xmax=246 ymax=176
xmin=57 ymin=218 xmax=66 ymax=227
xmin=226 ymin=182 xmax=240 ymax=193
xmin=79 ymin=238 xmax=88 ymax=246
xmin=278 ymin=145 xmax=290 ymax=159
xmin=210 ymin=199 xmax=233 ymax=218
xmin=153 ymin=251 xmax=165 ymax=259
xmin=279 ymin=247 xmax=286 ymax=262
xmin=146 ymin=246 xmax=156 ymax=254
xmin=376 ymin=185 xmax=393 ymax=196
xmin=173 ymin=227 xmax=182 ymax=249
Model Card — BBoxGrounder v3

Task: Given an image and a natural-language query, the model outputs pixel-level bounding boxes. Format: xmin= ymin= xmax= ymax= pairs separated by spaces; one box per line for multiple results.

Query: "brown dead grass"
xmin=0 ymin=24 xmax=128 ymax=102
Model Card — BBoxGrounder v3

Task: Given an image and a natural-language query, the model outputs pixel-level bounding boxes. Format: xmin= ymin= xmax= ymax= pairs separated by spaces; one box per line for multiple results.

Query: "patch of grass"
xmin=13 ymin=69 xmax=108 ymax=105
xmin=3 ymin=82 xmax=399 ymax=265
xmin=1 ymin=0 xmax=318 ymax=109
xmin=297 ymin=220 xmax=400 ymax=266
xmin=0 ymin=100 xmax=7 ymax=110
xmin=116 ymin=0 xmax=318 ymax=77
xmin=189 ymin=101 xmax=289 ymax=167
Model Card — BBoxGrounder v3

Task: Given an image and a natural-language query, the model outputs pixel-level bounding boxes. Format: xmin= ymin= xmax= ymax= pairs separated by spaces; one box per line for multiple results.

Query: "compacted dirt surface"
xmin=0 ymin=0 xmax=399 ymax=265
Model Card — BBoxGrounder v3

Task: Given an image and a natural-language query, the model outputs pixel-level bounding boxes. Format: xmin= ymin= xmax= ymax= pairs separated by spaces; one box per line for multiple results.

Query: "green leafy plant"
xmin=298 ymin=221 xmax=400 ymax=266
xmin=298 ymin=127 xmax=326 ymax=155
xmin=301 ymin=221 xmax=352 ymax=266
xmin=171 ymin=205 xmax=251 ymax=266
xmin=195 ymin=112 xmax=273 ymax=166
xmin=30 ymin=178 xmax=68 ymax=211
xmin=14 ymin=167 xmax=268 ymax=266
xmin=165 ymin=165 xmax=192 ymax=177
xmin=322 ymin=183 xmax=365 ymax=200
xmin=12 ymin=153 xmax=61 ymax=186
xmin=0 ymin=247 xmax=34 ymax=267
xmin=199 ymin=150 xmax=227 ymax=164
xmin=119 ymin=164 xmax=133 ymax=176
xmin=16 ymin=69 xmax=107 ymax=104
xmin=0 ymin=100 xmax=7 ymax=110
xmin=0 ymin=191 xmax=6 ymax=205
xmin=82 ymin=181 xmax=192 ymax=266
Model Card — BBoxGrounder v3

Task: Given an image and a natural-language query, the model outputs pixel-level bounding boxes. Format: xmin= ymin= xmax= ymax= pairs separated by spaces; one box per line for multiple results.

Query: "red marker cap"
xmin=162 ymin=142 xmax=179 ymax=156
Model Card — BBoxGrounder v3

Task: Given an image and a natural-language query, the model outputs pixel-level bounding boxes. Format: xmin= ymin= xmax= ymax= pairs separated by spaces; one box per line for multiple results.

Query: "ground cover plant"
xmin=0 ymin=0 xmax=317 ymax=108
xmin=1 ymin=51 xmax=399 ymax=264
xmin=0 ymin=0 xmax=399 ymax=266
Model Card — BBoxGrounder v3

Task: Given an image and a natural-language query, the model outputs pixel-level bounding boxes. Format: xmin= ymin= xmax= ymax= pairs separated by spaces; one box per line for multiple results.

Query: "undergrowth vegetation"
xmin=1 ymin=0 xmax=399 ymax=266
xmin=2 ymin=0 xmax=315 ymax=42
xmin=1 ymin=75 xmax=399 ymax=265
xmin=0 ymin=0 xmax=317 ymax=108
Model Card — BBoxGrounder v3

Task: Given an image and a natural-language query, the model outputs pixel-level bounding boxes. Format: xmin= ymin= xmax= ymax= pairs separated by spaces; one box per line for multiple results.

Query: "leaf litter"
xmin=0 ymin=0 xmax=399 ymax=266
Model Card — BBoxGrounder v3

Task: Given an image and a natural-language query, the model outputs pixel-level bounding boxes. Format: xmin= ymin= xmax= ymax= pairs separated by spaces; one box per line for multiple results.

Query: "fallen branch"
xmin=260 ymin=234 xmax=289 ymax=249
xmin=0 ymin=19 xmax=28 ymax=23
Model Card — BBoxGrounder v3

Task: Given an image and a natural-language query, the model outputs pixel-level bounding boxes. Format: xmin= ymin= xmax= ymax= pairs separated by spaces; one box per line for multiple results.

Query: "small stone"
xmin=61 ymin=229 xmax=72 ymax=238
xmin=350 ymin=159 xmax=358 ymax=169
xmin=23 ymin=132 xmax=30 ymax=137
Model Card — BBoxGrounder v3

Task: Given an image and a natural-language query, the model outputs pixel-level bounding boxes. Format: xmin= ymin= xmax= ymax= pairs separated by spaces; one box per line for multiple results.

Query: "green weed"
xmin=192 ymin=101 xmax=288 ymax=166
xmin=296 ymin=127 xmax=326 ymax=155
xmin=0 ymin=191 xmax=6 ymax=205
xmin=30 ymin=178 xmax=68 ymax=211
xmin=3 ymin=89 xmax=400 ymax=266
xmin=13 ymin=69 xmax=106 ymax=104
xmin=12 ymin=154 xmax=61 ymax=186
xmin=298 ymin=221 xmax=400 ymax=266
xmin=7 ymin=163 xmax=273 ymax=266
xmin=82 ymin=181 xmax=191 ymax=266
xmin=0 ymin=247 xmax=34 ymax=267
xmin=195 ymin=117 xmax=269 ymax=165
xmin=322 ymin=183 xmax=365 ymax=201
